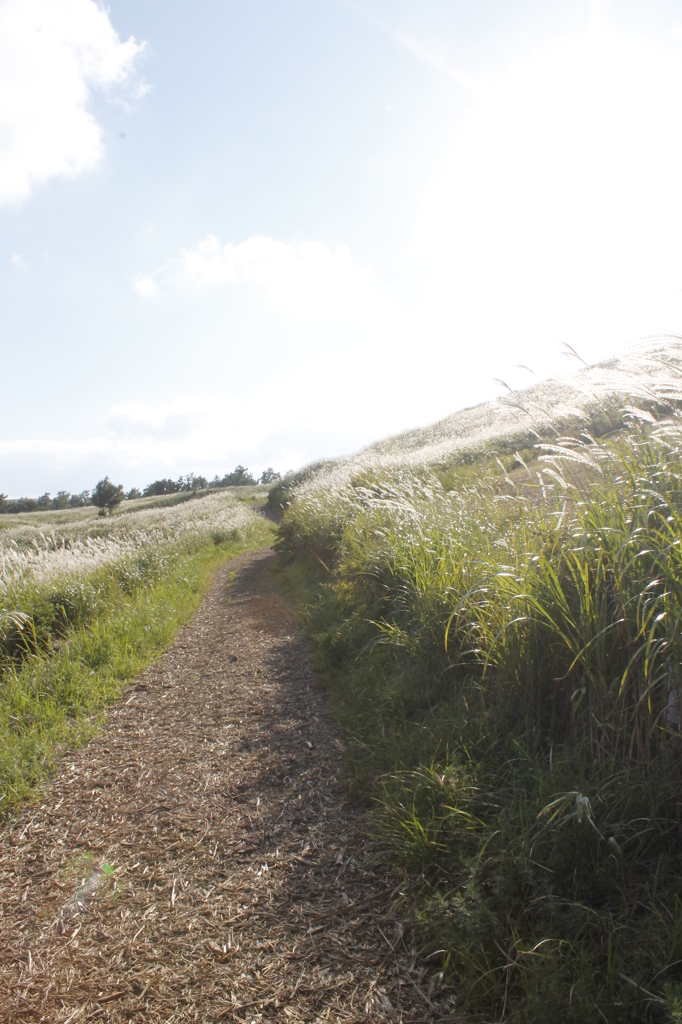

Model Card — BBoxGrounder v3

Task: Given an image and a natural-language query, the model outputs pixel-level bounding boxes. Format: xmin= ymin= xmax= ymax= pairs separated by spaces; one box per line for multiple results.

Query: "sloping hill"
xmin=273 ymin=333 xmax=682 ymax=1020
xmin=291 ymin=335 xmax=682 ymax=496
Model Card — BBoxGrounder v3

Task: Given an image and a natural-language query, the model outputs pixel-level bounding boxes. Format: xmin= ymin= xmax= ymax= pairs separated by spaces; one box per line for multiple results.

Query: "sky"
xmin=2 ymin=0 xmax=682 ymax=496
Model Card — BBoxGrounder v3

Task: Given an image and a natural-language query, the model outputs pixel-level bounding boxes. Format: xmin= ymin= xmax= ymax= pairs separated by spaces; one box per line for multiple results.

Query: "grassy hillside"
xmin=274 ymin=341 xmax=682 ymax=1022
xmin=0 ymin=482 xmax=269 ymax=530
xmin=0 ymin=492 xmax=275 ymax=812
xmin=268 ymin=337 xmax=681 ymax=514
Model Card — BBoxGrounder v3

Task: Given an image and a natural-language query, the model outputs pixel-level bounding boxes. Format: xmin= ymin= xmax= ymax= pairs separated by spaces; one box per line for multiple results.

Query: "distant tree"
xmin=53 ymin=490 xmax=70 ymax=510
xmin=260 ymin=468 xmax=280 ymax=485
xmin=68 ymin=491 xmax=90 ymax=508
xmin=0 ymin=493 xmax=7 ymax=513
xmin=143 ymin=478 xmax=178 ymax=497
xmin=225 ymin=465 xmax=257 ymax=486
xmin=205 ymin=467 xmax=256 ymax=489
xmin=174 ymin=473 xmax=208 ymax=493
xmin=36 ymin=492 xmax=52 ymax=509
xmin=126 ymin=487 xmax=142 ymax=500
xmin=13 ymin=498 xmax=39 ymax=513
xmin=91 ymin=477 xmax=125 ymax=516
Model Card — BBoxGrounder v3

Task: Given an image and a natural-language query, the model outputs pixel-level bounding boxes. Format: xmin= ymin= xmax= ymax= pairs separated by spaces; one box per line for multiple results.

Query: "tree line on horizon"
xmin=0 ymin=466 xmax=281 ymax=516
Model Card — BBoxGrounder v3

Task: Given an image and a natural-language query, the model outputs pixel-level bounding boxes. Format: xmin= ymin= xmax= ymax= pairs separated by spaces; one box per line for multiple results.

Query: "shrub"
xmin=212 ymin=527 xmax=239 ymax=545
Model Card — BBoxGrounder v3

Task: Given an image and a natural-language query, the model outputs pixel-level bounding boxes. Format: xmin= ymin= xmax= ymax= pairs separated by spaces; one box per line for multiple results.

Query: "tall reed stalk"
xmin=277 ymin=395 xmax=682 ymax=1021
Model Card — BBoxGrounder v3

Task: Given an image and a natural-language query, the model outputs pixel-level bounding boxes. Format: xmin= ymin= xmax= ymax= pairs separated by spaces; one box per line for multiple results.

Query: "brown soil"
xmin=0 ymin=551 xmax=441 ymax=1023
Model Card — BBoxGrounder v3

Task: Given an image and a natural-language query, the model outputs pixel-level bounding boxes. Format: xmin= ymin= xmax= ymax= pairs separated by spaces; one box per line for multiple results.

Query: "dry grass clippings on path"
xmin=0 ymin=551 xmax=444 ymax=1023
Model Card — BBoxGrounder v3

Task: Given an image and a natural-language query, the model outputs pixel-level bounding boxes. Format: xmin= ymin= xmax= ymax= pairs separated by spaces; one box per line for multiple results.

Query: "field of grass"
xmin=0 ymin=488 xmax=268 ymax=592
xmin=274 ymin=347 xmax=682 ymax=1022
xmin=0 ymin=491 xmax=275 ymax=813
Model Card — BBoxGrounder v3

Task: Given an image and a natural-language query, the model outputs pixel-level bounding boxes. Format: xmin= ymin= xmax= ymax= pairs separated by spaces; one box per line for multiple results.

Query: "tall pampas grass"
xmin=276 ymin=338 xmax=682 ymax=1021
xmin=0 ymin=492 xmax=257 ymax=595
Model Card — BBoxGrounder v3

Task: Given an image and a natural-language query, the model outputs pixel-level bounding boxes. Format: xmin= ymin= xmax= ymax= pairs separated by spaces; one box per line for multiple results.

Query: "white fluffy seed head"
xmin=0 ymin=492 xmax=256 ymax=594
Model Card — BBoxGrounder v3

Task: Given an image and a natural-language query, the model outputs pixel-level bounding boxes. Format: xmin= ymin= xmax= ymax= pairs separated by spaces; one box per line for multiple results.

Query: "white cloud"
xmin=134 ymin=234 xmax=405 ymax=426
xmin=131 ymin=273 xmax=159 ymax=298
xmin=0 ymin=233 xmax=413 ymax=492
xmin=105 ymin=395 xmax=209 ymax=435
xmin=132 ymin=233 xmax=422 ymax=437
xmin=135 ymin=233 xmax=385 ymax=323
xmin=0 ymin=0 xmax=145 ymax=204
xmin=132 ymin=16 xmax=682 ymax=444
xmin=39 ymin=14 xmax=671 ymax=495
xmin=0 ymin=392 xmax=309 ymax=487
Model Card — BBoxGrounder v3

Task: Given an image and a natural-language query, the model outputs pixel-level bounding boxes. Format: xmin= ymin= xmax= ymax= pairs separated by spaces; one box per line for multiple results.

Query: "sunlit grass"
xmin=0 ymin=498 xmax=275 ymax=813
xmin=275 ymin=348 xmax=682 ymax=1022
xmin=0 ymin=489 xmax=257 ymax=593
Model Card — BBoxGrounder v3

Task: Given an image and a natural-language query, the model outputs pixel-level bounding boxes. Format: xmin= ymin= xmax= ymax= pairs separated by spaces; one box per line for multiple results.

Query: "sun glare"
xmin=409 ymin=13 xmax=682 ymax=384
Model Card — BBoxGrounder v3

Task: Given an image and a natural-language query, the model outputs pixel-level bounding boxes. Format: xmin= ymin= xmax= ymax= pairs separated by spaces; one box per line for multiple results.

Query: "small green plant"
xmin=664 ymin=983 xmax=682 ymax=1023
xmin=212 ymin=527 xmax=239 ymax=545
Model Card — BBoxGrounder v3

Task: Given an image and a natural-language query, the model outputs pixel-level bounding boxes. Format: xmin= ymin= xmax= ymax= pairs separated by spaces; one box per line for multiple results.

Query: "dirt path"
xmin=0 ymin=551 xmax=440 ymax=1023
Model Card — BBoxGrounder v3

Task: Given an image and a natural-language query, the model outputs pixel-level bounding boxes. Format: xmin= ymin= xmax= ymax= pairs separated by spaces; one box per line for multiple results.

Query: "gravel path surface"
xmin=0 ymin=550 xmax=439 ymax=1023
